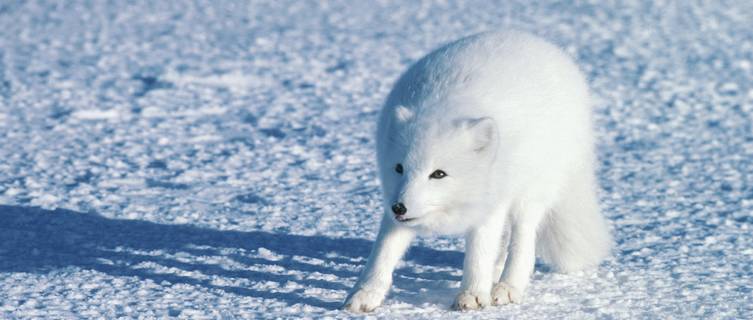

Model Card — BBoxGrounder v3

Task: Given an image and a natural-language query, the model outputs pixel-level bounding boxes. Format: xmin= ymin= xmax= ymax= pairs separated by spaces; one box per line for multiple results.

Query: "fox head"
xmin=379 ymin=105 xmax=499 ymax=234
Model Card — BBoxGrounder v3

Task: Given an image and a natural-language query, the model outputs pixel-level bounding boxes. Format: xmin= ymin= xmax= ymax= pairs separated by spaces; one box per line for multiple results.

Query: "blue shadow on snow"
xmin=0 ymin=205 xmax=463 ymax=309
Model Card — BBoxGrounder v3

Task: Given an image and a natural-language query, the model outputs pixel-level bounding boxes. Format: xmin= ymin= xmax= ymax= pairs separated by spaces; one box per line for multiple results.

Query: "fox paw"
xmin=492 ymin=282 xmax=523 ymax=305
xmin=343 ymin=287 xmax=386 ymax=313
xmin=453 ymin=290 xmax=491 ymax=310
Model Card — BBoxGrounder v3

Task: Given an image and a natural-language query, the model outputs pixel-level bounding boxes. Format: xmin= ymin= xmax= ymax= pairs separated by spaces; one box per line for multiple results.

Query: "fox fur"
xmin=344 ymin=31 xmax=612 ymax=312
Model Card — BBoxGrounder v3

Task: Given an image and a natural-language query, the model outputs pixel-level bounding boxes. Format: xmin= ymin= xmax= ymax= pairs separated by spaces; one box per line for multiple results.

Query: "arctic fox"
xmin=343 ymin=31 xmax=612 ymax=312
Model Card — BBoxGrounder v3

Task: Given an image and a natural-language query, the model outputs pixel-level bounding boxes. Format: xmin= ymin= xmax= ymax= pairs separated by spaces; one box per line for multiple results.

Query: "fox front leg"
xmin=454 ymin=213 xmax=506 ymax=310
xmin=493 ymin=203 xmax=546 ymax=305
xmin=343 ymin=215 xmax=415 ymax=312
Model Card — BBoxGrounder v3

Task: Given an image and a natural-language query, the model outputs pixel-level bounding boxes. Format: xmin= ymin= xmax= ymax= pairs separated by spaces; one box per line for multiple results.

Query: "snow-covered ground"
xmin=1 ymin=1 xmax=752 ymax=318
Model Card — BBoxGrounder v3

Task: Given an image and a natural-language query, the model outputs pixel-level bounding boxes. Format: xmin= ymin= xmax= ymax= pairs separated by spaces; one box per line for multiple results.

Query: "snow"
xmin=0 ymin=0 xmax=752 ymax=318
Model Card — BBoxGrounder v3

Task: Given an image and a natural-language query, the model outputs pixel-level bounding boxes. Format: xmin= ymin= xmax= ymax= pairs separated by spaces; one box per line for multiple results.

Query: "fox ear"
xmin=457 ymin=117 xmax=498 ymax=153
xmin=394 ymin=105 xmax=414 ymax=122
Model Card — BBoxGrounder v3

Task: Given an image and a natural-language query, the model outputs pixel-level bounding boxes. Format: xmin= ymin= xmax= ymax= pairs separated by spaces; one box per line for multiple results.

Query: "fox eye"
xmin=429 ymin=170 xmax=447 ymax=179
xmin=395 ymin=163 xmax=403 ymax=174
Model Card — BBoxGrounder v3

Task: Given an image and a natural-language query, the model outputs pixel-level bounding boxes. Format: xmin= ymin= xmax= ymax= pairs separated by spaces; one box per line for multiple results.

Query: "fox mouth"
xmin=395 ymin=216 xmax=417 ymax=223
xmin=395 ymin=208 xmax=444 ymax=224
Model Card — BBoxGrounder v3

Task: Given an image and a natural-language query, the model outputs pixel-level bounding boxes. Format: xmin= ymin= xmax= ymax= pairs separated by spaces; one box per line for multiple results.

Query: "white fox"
xmin=343 ymin=31 xmax=612 ymax=312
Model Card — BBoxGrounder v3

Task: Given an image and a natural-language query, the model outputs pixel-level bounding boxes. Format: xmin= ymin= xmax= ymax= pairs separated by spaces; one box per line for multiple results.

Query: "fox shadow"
xmin=0 ymin=205 xmax=463 ymax=309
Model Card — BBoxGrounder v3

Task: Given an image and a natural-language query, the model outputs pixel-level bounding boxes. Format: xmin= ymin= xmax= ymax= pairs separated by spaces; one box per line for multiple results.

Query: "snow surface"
xmin=1 ymin=1 xmax=752 ymax=318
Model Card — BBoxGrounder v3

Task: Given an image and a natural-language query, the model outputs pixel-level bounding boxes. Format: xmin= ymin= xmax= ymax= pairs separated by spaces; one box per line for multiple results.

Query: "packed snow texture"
xmin=1 ymin=1 xmax=752 ymax=318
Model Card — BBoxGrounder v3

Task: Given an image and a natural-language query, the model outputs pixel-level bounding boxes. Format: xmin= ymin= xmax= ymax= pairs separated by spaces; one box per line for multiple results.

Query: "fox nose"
xmin=391 ymin=202 xmax=407 ymax=216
